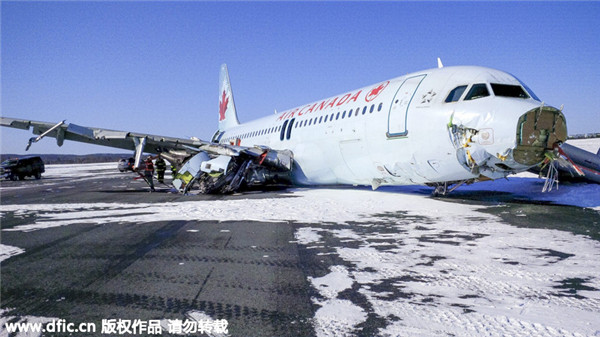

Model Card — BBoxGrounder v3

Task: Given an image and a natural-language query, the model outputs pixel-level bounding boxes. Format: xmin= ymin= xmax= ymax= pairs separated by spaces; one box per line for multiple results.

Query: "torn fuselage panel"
xmin=172 ymin=151 xmax=211 ymax=193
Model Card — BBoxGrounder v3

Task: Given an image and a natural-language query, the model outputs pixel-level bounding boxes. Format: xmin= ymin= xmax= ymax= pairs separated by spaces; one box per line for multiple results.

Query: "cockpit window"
xmin=464 ymin=83 xmax=490 ymax=100
xmin=490 ymin=83 xmax=530 ymax=99
xmin=445 ymin=85 xmax=468 ymax=103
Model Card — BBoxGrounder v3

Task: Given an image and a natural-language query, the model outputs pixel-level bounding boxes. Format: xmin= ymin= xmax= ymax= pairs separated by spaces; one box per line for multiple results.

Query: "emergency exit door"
xmin=387 ymin=74 xmax=426 ymax=137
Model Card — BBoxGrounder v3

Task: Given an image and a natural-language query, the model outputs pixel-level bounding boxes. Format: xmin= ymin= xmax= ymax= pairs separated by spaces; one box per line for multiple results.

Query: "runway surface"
xmin=1 ymin=162 xmax=599 ymax=336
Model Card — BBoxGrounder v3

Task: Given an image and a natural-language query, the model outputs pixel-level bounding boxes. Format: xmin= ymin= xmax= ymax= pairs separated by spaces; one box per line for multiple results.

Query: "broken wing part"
xmin=25 ymin=120 xmax=66 ymax=150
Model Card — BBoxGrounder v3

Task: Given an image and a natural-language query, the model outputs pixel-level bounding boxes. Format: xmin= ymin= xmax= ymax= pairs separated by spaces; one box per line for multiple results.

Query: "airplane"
xmin=1 ymin=60 xmax=568 ymax=195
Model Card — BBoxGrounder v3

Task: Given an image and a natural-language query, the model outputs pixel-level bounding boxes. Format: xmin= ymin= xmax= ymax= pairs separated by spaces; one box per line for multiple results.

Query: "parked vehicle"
xmin=118 ymin=157 xmax=135 ymax=172
xmin=0 ymin=156 xmax=45 ymax=180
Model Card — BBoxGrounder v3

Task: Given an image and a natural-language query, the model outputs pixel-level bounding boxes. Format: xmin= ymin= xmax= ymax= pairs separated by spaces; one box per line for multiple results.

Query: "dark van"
xmin=0 ymin=156 xmax=45 ymax=180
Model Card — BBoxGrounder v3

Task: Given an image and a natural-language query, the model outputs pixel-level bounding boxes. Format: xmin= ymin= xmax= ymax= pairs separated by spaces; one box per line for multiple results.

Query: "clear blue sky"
xmin=1 ymin=1 xmax=599 ymax=155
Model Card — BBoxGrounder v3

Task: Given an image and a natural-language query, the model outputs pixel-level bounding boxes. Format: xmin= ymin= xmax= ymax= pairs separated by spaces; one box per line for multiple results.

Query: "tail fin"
xmin=218 ymin=64 xmax=240 ymax=131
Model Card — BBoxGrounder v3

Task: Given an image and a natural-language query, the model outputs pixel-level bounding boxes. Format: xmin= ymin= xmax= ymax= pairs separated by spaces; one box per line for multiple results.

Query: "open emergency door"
xmin=387 ymin=74 xmax=426 ymax=138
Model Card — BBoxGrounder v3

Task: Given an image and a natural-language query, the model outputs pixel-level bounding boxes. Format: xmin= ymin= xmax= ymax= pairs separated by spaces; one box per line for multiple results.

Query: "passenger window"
xmin=370 ymin=104 xmax=374 ymax=113
xmin=336 ymin=112 xmax=340 ymax=120
xmin=464 ymin=84 xmax=490 ymax=100
xmin=348 ymin=109 xmax=353 ymax=118
xmin=362 ymin=106 xmax=367 ymax=115
xmin=342 ymin=111 xmax=346 ymax=119
xmin=355 ymin=109 xmax=359 ymax=116
xmin=378 ymin=103 xmax=383 ymax=111
xmin=445 ymin=85 xmax=468 ymax=102
xmin=319 ymin=116 xmax=323 ymax=123
xmin=309 ymin=119 xmax=312 ymax=126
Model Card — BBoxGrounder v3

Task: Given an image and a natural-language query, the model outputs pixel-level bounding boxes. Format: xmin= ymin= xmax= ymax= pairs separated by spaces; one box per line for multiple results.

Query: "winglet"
xmin=437 ymin=57 xmax=444 ymax=68
xmin=218 ymin=64 xmax=240 ymax=131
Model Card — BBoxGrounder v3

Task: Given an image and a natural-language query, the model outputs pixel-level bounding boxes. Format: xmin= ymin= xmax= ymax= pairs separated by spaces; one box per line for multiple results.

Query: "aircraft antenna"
xmin=437 ymin=58 xmax=444 ymax=68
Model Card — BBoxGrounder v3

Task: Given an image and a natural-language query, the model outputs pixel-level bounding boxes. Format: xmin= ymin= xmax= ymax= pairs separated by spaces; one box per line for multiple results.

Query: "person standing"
xmin=144 ymin=157 xmax=155 ymax=192
xmin=171 ymin=163 xmax=178 ymax=178
xmin=155 ymin=157 xmax=166 ymax=184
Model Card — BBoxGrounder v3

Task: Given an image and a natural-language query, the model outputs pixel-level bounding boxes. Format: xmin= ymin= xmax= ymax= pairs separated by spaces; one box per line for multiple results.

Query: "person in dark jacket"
xmin=155 ymin=157 xmax=166 ymax=184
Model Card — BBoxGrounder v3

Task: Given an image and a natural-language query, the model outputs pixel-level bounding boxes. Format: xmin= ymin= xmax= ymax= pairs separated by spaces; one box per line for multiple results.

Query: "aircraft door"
xmin=387 ymin=75 xmax=426 ymax=137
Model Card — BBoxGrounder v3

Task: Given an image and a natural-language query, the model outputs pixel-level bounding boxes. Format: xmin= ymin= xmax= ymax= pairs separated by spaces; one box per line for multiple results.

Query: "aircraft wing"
xmin=0 ymin=116 xmax=215 ymax=153
xmin=1 ymin=117 xmax=294 ymax=193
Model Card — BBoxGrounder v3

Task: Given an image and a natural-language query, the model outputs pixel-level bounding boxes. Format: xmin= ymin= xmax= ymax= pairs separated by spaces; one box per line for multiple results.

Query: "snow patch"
xmin=0 ymin=308 xmax=56 ymax=337
xmin=309 ymin=266 xmax=353 ymax=299
xmin=0 ymin=244 xmax=25 ymax=262
xmin=294 ymin=227 xmax=322 ymax=245
xmin=312 ymin=299 xmax=367 ymax=337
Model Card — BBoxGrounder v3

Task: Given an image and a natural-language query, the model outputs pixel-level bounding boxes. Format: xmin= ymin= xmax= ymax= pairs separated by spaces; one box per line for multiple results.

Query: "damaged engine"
xmin=168 ymin=147 xmax=294 ymax=194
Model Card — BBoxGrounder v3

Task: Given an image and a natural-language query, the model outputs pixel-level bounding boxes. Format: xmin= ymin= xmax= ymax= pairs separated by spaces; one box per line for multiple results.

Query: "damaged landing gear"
xmin=430 ymin=180 xmax=471 ymax=197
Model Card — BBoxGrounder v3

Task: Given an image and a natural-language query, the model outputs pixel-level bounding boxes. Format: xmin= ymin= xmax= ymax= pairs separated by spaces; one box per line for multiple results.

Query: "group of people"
xmin=139 ymin=156 xmax=176 ymax=192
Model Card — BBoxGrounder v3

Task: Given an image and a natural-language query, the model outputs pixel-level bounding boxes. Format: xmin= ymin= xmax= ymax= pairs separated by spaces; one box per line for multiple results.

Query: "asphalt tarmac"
xmin=1 ymin=173 xmax=317 ymax=336
xmin=1 ymin=167 xmax=599 ymax=336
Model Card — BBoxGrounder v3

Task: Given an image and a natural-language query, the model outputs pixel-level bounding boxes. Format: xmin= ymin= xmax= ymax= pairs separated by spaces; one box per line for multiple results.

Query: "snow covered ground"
xmin=2 ymin=186 xmax=600 ymax=335
xmin=567 ymin=138 xmax=600 ymax=153
xmin=0 ymin=162 xmax=122 ymax=192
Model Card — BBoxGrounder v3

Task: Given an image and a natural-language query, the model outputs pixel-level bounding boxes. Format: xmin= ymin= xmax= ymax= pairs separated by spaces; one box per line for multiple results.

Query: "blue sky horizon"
xmin=2 ymin=1 xmax=599 ymax=155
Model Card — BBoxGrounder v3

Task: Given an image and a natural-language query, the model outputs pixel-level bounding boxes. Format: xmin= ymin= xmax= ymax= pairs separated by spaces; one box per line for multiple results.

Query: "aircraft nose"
xmin=513 ymin=105 xmax=567 ymax=166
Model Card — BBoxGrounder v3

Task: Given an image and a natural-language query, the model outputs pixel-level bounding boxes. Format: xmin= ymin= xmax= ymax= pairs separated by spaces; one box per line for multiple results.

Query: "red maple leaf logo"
xmin=366 ymin=81 xmax=389 ymax=102
xmin=219 ymin=91 xmax=229 ymax=121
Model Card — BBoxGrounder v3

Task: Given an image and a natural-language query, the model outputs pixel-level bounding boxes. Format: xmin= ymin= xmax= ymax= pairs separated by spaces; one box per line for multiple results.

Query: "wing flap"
xmin=1 ymin=117 xmax=34 ymax=130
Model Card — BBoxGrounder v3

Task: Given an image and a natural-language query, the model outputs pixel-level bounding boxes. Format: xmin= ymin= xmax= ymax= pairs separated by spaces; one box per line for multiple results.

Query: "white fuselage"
xmin=217 ymin=66 xmax=556 ymax=188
